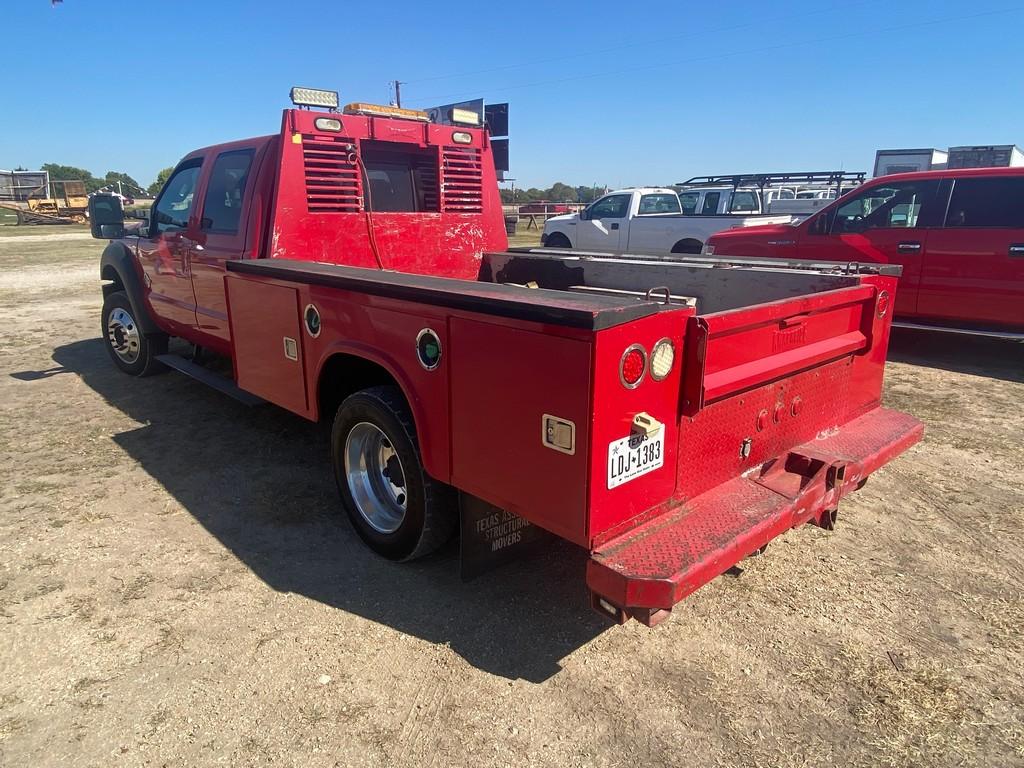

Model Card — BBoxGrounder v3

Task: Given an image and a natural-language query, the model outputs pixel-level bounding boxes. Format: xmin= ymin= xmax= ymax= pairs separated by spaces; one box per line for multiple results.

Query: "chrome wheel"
xmin=344 ymin=422 xmax=408 ymax=534
xmin=107 ymin=306 xmax=141 ymax=364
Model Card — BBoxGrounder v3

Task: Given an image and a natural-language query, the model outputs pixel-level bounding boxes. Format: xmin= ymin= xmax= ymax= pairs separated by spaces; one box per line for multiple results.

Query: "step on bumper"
xmin=587 ymin=407 xmax=924 ymax=626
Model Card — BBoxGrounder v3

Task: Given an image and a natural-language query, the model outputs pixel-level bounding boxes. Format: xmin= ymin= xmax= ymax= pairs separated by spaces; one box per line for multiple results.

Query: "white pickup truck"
xmin=541 ymin=187 xmax=793 ymax=255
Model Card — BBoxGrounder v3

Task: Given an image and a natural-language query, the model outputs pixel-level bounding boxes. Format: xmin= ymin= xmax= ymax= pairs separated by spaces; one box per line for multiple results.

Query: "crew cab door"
xmin=188 ymin=146 xmax=261 ymax=352
xmin=917 ymin=176 xmax=1024 ymax=329
xmin=797 ymin=179 xmax=941 ymax=317
xmin=625 ymin=192 xmax=684 ymax=255
xmin=136 ymin=160 xmax=204 ymax=334
xmin=577 ymin=193 xmax=630 ymax=252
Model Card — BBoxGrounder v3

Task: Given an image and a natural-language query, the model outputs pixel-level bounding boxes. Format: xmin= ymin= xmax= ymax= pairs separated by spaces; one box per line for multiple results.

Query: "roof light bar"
xmin=343 ymin=102 xmax=430 ymax=122
xmin=290 ymin=87 xmax=339 ymax=110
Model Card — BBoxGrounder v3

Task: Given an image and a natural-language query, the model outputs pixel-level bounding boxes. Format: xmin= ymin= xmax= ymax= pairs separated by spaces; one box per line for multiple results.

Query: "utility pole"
xmin=392 ymin=80 xmax=403 ymax=108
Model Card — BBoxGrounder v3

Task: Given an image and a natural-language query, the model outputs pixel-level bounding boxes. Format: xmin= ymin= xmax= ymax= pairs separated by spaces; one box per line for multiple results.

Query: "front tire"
xmin=101 ymin=290 xmax=167 ymax=376
xmin=331 ymin=386 xmax=456 ymax=561
xmin=543 ymin=232 xmax=572 ymax=248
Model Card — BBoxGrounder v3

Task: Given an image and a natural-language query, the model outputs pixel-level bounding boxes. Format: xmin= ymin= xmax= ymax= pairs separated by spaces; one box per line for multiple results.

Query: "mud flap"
xmin=459 ymin=493 xmax=551 ymax=581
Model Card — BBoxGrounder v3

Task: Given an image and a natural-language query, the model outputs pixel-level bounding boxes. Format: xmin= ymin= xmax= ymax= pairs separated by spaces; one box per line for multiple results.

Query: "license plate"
xmin=607 ymin=430 xmax=664 ymax=489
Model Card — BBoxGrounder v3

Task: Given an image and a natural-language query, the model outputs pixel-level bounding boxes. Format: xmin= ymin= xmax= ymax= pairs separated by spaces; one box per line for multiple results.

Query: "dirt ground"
xmin=0 ymin=226 xmax=1022 ymax=768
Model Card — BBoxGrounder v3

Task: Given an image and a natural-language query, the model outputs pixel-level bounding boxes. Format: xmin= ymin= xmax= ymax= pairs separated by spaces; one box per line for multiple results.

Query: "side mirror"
xmin=579 ymin=208 xmax=590 ymax=221
xmin=88 ymin=194 xmax=125 ymax=239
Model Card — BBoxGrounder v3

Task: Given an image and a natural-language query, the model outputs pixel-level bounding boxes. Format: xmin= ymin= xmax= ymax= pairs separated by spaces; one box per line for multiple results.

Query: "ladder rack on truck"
xmin=87 ymin=88 xmax=922 ymax=625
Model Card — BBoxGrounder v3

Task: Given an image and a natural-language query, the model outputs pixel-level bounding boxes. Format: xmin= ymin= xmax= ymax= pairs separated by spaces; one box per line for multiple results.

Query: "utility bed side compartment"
xmin=225 ymin=275 xmax=311 ymax=417
xmin=586 ymin=307 xmax=693 ymax=541
xmin=448 ymin=318 xmax=593 ymax=545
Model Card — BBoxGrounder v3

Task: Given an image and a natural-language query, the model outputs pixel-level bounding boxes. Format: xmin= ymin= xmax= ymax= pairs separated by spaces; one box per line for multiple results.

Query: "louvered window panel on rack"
xmin=302 ymin=134 xmax=361 ymax=213
xmin=442 ymin=146 xmax=483 ymax=213
xmin=413 ymin=154 xmax=440 ymax=212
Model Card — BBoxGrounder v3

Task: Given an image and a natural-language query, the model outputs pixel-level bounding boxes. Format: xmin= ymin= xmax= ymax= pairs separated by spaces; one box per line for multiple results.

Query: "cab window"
xmin=201 ymin=150 xmax=254 ymax=234
xmin=154 ymin=162 xmax=201 ymax=234
xmin=730 ymin=191 xmax=758 ymax=213
xmin=361 ymin=141 xmax=439 ymax=213
xmin=944 ymin=177 xmax=1024 ymax=228
xmin=637 ymin=193 xmax=681 ymax=215
xmin=679 ymin=192 xmax=699 ymax=215
xmin=831 ymin=180 xmax=939 ymax=233
xmin=701 ymin=192 xmax=721 ymax=215
xmin=587 ymin=194 xmax=630 ymax=219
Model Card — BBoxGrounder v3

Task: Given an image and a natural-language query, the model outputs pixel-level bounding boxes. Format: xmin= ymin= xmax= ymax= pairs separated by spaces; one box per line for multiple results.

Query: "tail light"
xmin=649 ymin=338 xmax=675 ymax=381
xmin=620 ymin=345 xmax=647 ymax=388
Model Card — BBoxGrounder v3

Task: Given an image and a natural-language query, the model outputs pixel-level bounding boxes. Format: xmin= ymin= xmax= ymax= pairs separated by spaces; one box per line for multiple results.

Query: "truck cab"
xmin=101 ymin=101 xmax=508 ymax=361
xmin=706 ymin=168 xmax=1024 ymax=335
xmin=542 ymin=187 xmax=791 ymax=256
xmin=677 ymin=186 xmax=763 ymax=215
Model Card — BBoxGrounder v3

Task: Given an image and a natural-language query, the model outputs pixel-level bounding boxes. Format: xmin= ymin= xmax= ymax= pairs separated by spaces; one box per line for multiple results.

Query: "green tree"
xmin=547 ymin=182 xmax=577 ymax=202
xmin=501 ymin=182 xmax=609 ymax=205
xmin=41 ymin=163 xmax=102 ymax=193
xmin=147 ymin=167 xmax=174 ymax=197
xmin=576 ymin=185 xmax=603 ymax=204
xmin=103 ymin=171 xmax=144 ymax=196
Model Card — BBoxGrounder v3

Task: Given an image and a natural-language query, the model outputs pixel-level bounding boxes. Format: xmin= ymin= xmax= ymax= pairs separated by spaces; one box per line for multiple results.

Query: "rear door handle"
xmin=897 ymin=241 xmax=922 ymax=253
xmin=610 ymin=223 xmax=620 ymax=230
xmin=1010 ymin=244 xmax=1024 ymax=257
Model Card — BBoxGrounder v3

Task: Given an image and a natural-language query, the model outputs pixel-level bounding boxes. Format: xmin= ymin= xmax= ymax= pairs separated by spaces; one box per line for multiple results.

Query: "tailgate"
xmin=682 ymin=284 xmax=881 ymax=416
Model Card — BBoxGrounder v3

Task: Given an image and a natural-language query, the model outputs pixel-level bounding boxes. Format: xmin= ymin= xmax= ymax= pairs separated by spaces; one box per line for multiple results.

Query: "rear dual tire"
xmin=331 ymin=386 xmax=456 ymax=561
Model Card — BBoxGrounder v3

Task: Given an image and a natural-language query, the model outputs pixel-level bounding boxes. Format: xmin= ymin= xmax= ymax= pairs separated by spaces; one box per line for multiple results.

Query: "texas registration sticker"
xmin=607 ymin=429 xmax=664 ymax=489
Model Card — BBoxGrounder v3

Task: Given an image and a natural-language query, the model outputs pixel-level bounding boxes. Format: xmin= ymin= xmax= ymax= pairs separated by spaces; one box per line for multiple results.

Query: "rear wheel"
xmin=544 ymin=232 xmax=572 ymax=248
xmin=671 ymin=239 xmax=703 ymax=255
xmin=101 ymin=290 xmax=167 ymax=376
xmin=331 ymin=386 xmax=456 ymax=561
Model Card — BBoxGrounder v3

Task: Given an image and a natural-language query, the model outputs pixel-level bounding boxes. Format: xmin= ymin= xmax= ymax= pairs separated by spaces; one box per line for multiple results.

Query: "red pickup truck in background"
xmin=88 ymin=90 xmax=922 ymax=625
xmin=706 ymin=168 xmax=1024 ymax=338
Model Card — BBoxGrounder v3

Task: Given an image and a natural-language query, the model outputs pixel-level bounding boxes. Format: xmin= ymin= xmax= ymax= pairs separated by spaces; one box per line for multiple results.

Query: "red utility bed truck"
xmin=89 ymin=91 xmax=922 ymax=625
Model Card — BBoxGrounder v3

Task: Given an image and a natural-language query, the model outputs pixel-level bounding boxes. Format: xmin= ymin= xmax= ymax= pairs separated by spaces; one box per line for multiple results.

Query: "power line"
xmin=410 ymin=6 xmax=1019 ymax=108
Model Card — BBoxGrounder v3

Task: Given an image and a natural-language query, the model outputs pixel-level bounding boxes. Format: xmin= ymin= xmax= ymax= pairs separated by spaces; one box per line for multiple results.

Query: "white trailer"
xmin=946 ymin=145 xmax=1024 ymax=169
xmin=872 ymin=148 xmax=948 ymax=177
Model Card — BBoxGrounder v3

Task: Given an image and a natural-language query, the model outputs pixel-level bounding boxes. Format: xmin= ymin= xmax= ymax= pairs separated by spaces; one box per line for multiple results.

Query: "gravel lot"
xmin=1 ymin=227 xmax=1021 ymax=767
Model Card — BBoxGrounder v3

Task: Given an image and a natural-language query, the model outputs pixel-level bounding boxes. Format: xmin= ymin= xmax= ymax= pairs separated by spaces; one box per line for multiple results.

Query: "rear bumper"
xmin=586 ymin=406 xmax=923 ymax=626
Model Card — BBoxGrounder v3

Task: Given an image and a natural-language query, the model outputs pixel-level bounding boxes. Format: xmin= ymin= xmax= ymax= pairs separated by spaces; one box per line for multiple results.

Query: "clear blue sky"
xmin=3 ymin=0 xmax=1022 ymax=190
